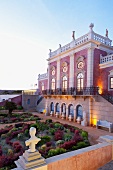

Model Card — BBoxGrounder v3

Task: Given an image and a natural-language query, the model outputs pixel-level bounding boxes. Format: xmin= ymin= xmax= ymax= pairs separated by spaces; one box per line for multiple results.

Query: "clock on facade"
xmin=52 ymin=69 xmax=55 ymax=75
xmin=63 ymin=66 xmax=68 ymax=72
xmin=77 ymin=61 xmax=84 ymax=69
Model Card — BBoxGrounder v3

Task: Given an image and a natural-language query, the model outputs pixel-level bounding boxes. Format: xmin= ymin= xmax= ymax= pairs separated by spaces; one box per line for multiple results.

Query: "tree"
xmin=4 ymin=101 xmax=17 ymax=118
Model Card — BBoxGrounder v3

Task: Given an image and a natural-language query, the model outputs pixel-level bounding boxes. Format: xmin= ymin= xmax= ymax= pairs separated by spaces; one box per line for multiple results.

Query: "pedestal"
xmin=15 ymin=150 xmax=46 ymax=170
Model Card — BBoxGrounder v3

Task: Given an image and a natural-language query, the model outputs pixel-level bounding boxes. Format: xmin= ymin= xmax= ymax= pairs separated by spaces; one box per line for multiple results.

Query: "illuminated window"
xmin=41 ymin=83 xmax=44 ymax=91
xmin=77 ymin=73 xmax=83 ymax=90
xmin=110 ymin=77 xmax=113 ymax=89
xmin=51 ymin=78 xmax=55 ymax=90
xmin=62 ymin=76 xmax=67 ymax=90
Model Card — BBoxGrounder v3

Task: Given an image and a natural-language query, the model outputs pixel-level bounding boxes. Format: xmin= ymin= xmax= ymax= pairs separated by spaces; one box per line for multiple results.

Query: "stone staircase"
xmin=36 ymin=98 xmax=46 ymax=113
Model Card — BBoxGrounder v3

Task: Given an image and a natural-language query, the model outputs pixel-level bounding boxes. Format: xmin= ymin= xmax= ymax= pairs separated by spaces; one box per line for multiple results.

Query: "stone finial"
xmin=25 ymin=127 xmax=41 ymax=153
xmin=89 ymin=23 xmax=94 ymax=31
xmin=105 ymin=29 xmax=108 ymax=38
xmin=72 ymin=31 xmax=75 ymax=40
xmin=49 ymin=49 xmax=52 ymax=53
xmin=59 ymin=44 xmax=61 ymax=48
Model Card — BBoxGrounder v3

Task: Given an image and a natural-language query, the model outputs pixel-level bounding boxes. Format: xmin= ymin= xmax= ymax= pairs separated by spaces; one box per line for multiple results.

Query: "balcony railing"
xmin=42 ymin=87 xmax=99 ymax=96
xmin=49 ymin=31 xmax=112 ymax=58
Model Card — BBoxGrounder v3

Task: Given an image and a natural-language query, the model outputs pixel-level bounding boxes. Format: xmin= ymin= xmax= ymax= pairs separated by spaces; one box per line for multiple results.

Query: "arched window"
xmin=51 ymin=102 xmax=54 ymax=111
xmin=69 ymin=104 xmax=74 ymax=116
xmin=41 ymin=82 xmax=44 ymax=91
xmin=62 ymin=76 xmax=67 ymax=90
xmin=76 ymin=105 xmax=83 ymax=119
xmin=56 ymin=103 xmax=60 ymax=112
xmin=77 ymin=73 xmax=83 ymax=90
xmin=51 ymin=78 xmax=55 ymax=90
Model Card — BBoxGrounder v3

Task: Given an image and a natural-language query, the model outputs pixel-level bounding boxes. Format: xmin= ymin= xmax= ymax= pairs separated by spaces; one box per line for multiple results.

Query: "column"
xmin=74 ymin=109 xmax=77 ymax=122
xmin=69 ymin=54 xmax=74 ymax=88
xmin=87 ymin=47 xmax=94 ymax=87
xmin=66 ymin=107 xmax=69 ymax=120
xmin=56 ymin=59 xmax=60 ymax=88
xmin=47 ymin=63 xmax=50 ymax=89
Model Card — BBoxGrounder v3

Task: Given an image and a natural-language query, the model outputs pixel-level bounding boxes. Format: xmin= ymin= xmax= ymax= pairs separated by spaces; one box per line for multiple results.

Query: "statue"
xmin=106 ymin=29 xmax=108 ymax=37
xmin=72 ymin=31 xmax=75 ymax=40
xmin=59 ymin=44 xmax=61 ymax=48
xmin=25 ymin=127 xmax=41 ymax=153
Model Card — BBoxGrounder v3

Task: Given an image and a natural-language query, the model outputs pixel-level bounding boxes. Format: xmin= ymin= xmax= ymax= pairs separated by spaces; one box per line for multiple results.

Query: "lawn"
xmin=0 ymin=118 xmax=90 ymax=170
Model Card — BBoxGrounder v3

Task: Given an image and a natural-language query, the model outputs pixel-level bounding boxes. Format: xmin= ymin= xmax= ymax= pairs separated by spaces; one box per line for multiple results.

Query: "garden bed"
xmin=0 ymin=112 xmax=41 ymax=124
xmin=0 ymin=119 xmax=90 ymax=169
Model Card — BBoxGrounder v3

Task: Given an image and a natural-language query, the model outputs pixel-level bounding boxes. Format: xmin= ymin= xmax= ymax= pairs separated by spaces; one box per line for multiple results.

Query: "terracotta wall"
xmin=46 ymin=143 xmax=112 ymax=170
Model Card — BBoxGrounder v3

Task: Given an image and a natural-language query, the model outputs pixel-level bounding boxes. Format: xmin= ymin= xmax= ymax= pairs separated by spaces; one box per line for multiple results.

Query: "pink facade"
xmin=74 ymin=49 xmax=88 ymax=87
xmin=38 ymin=25 xmax=113 ymax=97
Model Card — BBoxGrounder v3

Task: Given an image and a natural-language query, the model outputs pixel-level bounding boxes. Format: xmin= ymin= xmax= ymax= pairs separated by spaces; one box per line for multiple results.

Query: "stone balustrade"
xmin=49 ymin=31 xmax=112 ymax=58
xmin=100 ymin=54 xmax=113 ymax=64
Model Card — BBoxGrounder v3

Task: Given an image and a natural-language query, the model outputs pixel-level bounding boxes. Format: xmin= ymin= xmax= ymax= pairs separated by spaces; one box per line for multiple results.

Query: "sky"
xmin=0 ymin=0 xmax=113 ymax=90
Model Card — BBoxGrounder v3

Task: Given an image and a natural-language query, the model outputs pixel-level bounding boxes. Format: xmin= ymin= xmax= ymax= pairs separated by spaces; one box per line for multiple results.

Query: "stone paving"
xmin=0 ymin=112 xmax=113 ymax=169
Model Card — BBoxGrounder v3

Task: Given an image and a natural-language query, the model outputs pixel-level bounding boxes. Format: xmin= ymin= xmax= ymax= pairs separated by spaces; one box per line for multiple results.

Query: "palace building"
xmin=37 ymin=23 xmax=113 ymax=126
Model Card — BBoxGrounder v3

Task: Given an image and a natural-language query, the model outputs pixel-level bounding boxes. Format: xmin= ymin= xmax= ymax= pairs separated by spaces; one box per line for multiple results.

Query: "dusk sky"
xmin=0 ymin=0 xmax=113 ymax=90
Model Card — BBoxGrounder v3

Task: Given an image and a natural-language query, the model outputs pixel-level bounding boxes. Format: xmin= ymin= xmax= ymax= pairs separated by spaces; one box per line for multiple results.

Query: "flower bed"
xmin=0 ymin=112 xmax=41 ymax=124
xmin=0 ymin=119 xmax=90 ymax=169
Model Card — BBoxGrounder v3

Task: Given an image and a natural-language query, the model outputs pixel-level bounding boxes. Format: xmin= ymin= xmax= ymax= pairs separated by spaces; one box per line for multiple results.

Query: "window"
xmin=62 ymin=76 xmax=67 ymax=90
xmin=41 ymin=83 xmax=44 ymax=91
xmin=27 ymin=99 xmax=30 ymax=105
xmin=77 ymin=73 xmax=83 ymax=90
xmin=110 ymin=77 xmax=113 ymax=89
xmin=51 ymin=78 xmax=55 ymax=90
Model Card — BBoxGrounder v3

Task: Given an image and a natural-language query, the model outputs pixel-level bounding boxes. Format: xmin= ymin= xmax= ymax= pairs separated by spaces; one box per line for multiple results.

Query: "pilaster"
xmin=56 ymin=59 xmax=60 ymax=88
xmin=69 ymin=53 xmax=74 ymax=88
xmin=47 ymin=63 xmax=50 ymax=89
xmin=87 ymin=47 xmax=94 ymax=87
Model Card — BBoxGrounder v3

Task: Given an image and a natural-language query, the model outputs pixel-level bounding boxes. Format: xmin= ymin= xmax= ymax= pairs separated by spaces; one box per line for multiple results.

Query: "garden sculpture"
xmin=25 ymin=127 xmax=41 ymax=152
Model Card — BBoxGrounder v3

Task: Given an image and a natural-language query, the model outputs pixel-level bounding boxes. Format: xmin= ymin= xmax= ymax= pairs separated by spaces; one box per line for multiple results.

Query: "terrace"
xmin=49 ymin=24 xmax=112 ymax=58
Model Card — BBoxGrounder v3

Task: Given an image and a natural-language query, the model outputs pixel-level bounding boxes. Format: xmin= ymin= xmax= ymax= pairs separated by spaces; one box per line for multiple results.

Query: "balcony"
xmin=42 ymin=87 xmax=99 ymax=96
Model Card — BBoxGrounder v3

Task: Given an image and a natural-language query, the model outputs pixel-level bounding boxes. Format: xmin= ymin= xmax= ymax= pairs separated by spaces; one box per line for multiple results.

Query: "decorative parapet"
xmin=100 ymin=54 xmax=113 ymax=64
xmin=38 ymin=73 xmax=48 ymax=80
xmin=49 ymin=25 xmax=112 ymax=58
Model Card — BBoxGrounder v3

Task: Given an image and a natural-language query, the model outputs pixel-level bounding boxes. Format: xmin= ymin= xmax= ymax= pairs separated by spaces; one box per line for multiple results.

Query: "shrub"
xmin=49 ymin=128 xmax=55 ymax=135
xmin=60 ymin=140 xmax=76 ymax=150
xmin=7 ymin=149 xmax=13 ymax=155
xmin=17 ymin=133 xmax=24 ymax=140
xmin=25 ymin=129 xmax=29 ymax=136
xmin=64 ymin=134 xmax=72 ymax=141
xmin=81 ymin=131 xmax=88 ymax=139
xmin=38 ymin=135 xmax=51 ymax=146
xmin=12 ymin=141 xmax=23 ymax=153
xmin=17 ymin=105 xmax=23 ymax=110
xmin=46 ymin=141 xmax=52 ymax=147
xmin=46 ymin=119 xmax=53 ymax=123
xmin=56 ymin=140 xmax=64 ymax=146
xmin=54 ymin=123 xmax=64 ymax=130
xmin=48 ymin=148 xmax=66 ymax=157
xmin=30 ymin=123 xmax=37 ymax=128
xmin=15 ymin=123 xmax=24 ymax=128
xmin=1 ymin=134 xmax=7 ymax=139
xmin=55 ymin=130 xmax=63 ymax=141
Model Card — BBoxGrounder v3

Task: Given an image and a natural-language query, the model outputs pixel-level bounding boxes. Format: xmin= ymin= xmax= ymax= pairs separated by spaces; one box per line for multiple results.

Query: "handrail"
xmin=42 ymin=87 xmax=99 ymax=96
